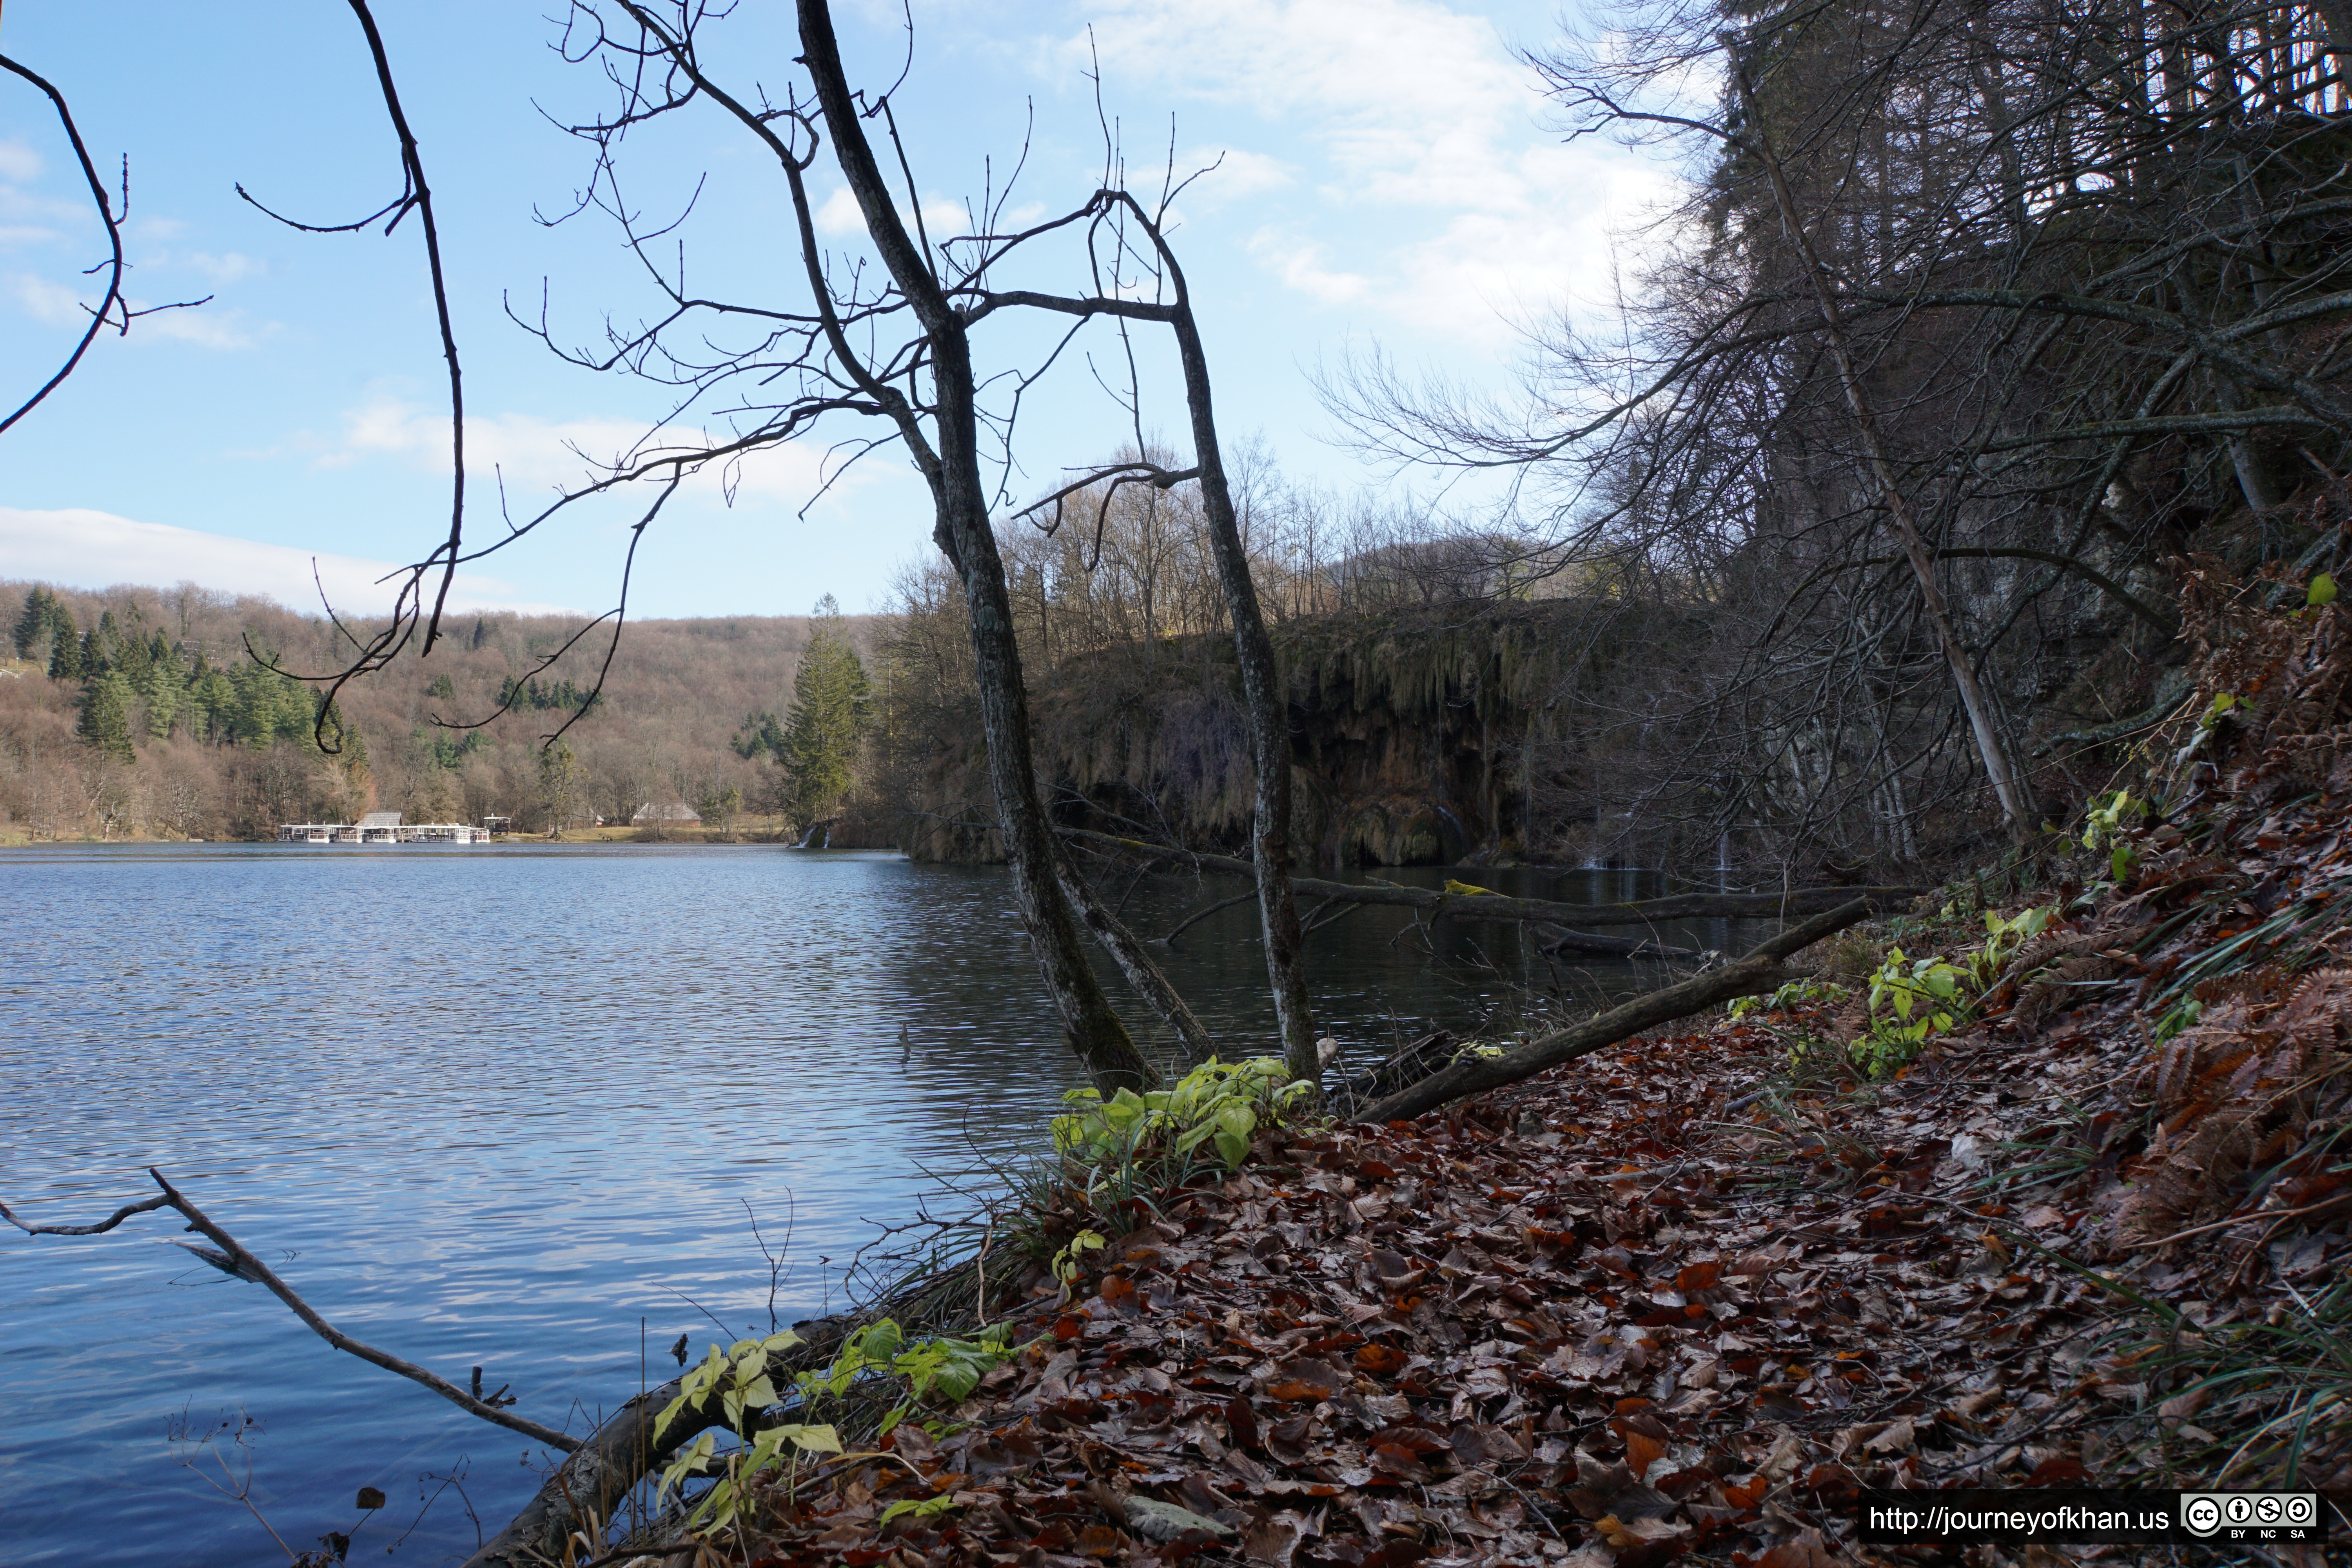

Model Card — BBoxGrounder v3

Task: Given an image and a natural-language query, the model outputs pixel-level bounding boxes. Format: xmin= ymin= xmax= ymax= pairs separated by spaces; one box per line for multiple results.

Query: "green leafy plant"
xmin=1729 ymin=976 xmax=1850 ymax=1018
xmin=2082 ymin=788 xmax=2149 ymax=882
xmin=1048 ymin=1229 xmax=1106 ymax=1297
xmin=654 ymin=1330 xmax=802 ymax=1445
xmin=1051 ymin=1056 xmax=1312 ymax=1173
xmin=794 ymin=1318 xmax=1023 ymax=1438
xmin=657 ymin=1421 xmax=843 ymax=1532
xmin=1854 ymin=947 xmax=1968 ymax=1077
xmin=878 ymin=1493 xmax=964 ymax=1526
xmin=1969 ymin=904 xmax=2056 ymax=989
xmin=652 ymin=1318 xmax=1023 ymax=1533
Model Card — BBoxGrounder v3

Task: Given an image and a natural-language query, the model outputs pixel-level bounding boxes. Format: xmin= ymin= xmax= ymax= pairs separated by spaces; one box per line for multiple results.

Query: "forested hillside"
xmin=0 ymin=578 xmax=866 ymax=841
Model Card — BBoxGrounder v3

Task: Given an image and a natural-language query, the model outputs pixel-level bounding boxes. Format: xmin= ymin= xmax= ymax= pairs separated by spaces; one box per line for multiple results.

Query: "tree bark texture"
xmin=1355 ymin=896 xmax=1887 ymax=1123
xmin=797 ymin=0 xmax=1153 ymax=1091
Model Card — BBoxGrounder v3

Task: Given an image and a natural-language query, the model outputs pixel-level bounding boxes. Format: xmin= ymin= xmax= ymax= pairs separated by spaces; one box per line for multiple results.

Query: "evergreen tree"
xmin=77 ymin=627 xmax=107 ymax=679
xmin=731 ymin=709 xmax=787 ymax=760
xmin=192 ymin=667 xmax=236 ymax=742
xmin=12 ymin=586 xmax=54 ymax=660
xmin=110 ymin=614 xmax=152 ymax=681
xmin=78 ymin=671 xmax=136 ymax=763
xmin=139 ymin=655 xmax=186 ymax=740
xmin=782 ymin=595 xmax=870 ymax=822
xmin=46 ymin=607 xmax=82 ymax=681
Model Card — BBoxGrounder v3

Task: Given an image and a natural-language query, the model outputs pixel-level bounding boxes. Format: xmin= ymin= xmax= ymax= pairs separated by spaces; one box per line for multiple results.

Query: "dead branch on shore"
xmin=1 ymin=1167 xmax=578 ymax=1452
xmin=1062 ymin=827 xmax=1917 ymax=929
xmin=1356 ymin=895 xmax=1888 ymax=1123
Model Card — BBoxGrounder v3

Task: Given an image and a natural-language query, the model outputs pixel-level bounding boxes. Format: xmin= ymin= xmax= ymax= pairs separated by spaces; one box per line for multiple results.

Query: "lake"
xmin=0 ymin=844 xmax=1737 ymax=1565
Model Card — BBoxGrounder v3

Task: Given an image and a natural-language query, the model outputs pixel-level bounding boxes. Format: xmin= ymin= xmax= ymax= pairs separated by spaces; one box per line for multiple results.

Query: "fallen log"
xmin=1060 ymin=828 xmax=1918 ymax=929
xmin=1355 ymin=895 xmax=1888 ymax=1124
xmin=1536 ymin=924 xmax=1709 ymax=961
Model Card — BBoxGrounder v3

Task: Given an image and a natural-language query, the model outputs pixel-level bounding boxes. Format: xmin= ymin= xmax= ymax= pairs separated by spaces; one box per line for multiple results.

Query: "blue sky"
xmin=0 ymin=1 xmax=1675 ymax=620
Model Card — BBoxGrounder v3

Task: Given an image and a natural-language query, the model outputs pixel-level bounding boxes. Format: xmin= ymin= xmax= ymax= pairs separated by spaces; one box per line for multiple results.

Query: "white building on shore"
xmin=278 ymin=812 xmax=490 ymax=844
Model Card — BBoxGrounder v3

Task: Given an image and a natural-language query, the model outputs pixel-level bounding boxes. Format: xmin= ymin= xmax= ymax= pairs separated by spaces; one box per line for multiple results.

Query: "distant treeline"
xmin=0 ymin=579 xmax=866 ymax=842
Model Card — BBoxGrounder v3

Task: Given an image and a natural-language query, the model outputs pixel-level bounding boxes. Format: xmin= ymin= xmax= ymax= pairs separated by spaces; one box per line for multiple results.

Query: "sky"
xmin=0 ymin=1 xmax=1677 ymax=621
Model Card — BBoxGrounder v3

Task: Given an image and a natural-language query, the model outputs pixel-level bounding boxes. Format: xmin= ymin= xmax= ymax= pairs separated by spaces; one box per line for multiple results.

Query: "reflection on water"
xmin=0 ymin=844 xmax=1757 ymax=1565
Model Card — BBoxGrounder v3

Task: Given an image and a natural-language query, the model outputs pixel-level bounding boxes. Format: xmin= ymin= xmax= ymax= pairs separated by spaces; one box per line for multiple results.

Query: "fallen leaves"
xmin=662 ymin=580 xmax=2352 ymax=1566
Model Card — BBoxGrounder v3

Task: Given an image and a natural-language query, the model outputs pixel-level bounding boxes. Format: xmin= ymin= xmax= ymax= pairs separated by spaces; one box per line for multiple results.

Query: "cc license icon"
xmin=2181 ymin=1495 xmax=2222 ymax=1536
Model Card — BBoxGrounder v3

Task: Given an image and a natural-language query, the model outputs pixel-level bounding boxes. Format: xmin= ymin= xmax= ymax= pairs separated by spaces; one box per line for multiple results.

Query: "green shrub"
xmin=1052 ymin=1055 xmax=1312 ymax=1172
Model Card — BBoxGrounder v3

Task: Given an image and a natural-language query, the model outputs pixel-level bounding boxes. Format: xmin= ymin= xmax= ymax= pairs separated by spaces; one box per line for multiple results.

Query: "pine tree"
xmin=782 ymin=594 xmax=871 ymax=822
xmin=78 ymin=671 xmax=136 ymax=763
xmin=46 ymin=608 xmax=82 ymax=681
xmin=140 ymin=655 xmax=186 ymax=740
xmin=192 ymin=668 xmax=235 ymax=742
xmin=12 ymin=586 xmax=54 ymax=660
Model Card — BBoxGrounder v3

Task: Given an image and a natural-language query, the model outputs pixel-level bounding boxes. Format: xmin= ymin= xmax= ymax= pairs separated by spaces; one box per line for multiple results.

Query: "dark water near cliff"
xmin=0 ymin=844 xmax=1749 ymax=1565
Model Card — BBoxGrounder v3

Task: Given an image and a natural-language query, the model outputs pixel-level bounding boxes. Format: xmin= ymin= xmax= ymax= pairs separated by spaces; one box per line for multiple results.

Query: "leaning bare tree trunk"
xmin=1356 ymin=896 xmax=1886 ymax=1123
xmin=798 ymin=0 xmax=1153 ymax=1091
xmin=1054 ymin=845 xmax=1216 ymax=1057
xmin=1121 ymin=200 xmax=1317 ymax=1089
xmin=1735 ymin=67 xmax=2038 ymax=857
xmin=1177 ymin=317 xmax=1318 ymax=1092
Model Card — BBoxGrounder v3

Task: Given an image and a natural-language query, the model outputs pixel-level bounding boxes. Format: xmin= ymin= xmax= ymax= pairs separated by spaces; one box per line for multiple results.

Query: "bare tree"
xmin=1328 ymin=0 xmax=2352 ymax=870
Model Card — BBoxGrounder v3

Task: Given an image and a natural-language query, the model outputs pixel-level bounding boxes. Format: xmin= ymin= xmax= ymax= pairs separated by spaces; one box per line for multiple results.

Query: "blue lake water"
xmin=0 ymin=844 xmax=1731 ymax=1565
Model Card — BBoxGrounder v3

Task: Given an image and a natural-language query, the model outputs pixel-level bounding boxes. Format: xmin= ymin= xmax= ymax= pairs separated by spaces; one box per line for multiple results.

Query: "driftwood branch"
xmin=1536 ymin=924 xmax=1709 ymax=961
xmin=1060 ymin=828 xmax=1918 ymax=929
xmin=4 ymin=1169 xmax=579 ymax=1452
xmin=1356 ymin=897 xmax=1887 ymax=1123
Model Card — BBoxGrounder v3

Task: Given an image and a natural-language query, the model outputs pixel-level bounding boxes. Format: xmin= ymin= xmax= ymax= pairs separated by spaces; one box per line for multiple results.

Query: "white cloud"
xmin=815 ymin=185 xmax=866 ymax=238
xmin=326 ymin=398 xmax=844 ymax=509
xmin=134 ymin=303 xmax=261 ymax=350
xmin=813 ymin=185 xmax=968 ymax=243
xmin=1175 ymin=147 xmax=1294 ymax=203
xmin=1066 ymin=0 xmax=1686 ymax=345
xmin=7 ymin=271 xmax=264 ymax=348
xmin=0 ymin=506 xmax=579 ymax=617
xmin=183 ymin=250 xmax=263 ymax=284
xmin=10 ymin=271 xmax=82 ymax=324
xmin=1247 ymin=230 xmax=1372 ymax=305
xmin=0 ymin=140 xmax=42 ymax=183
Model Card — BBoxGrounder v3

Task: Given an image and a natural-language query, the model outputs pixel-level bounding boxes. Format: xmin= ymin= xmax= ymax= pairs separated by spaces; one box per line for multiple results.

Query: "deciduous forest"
xmin=0 ymin=577 xmax=857 ymax=840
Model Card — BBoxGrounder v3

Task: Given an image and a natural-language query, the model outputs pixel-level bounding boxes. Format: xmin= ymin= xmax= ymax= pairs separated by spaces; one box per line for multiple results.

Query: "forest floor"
xmin=644 ymin=920 xmax=2349 ymax=1568
xmin=623 ymin=585 xmax=2352 ymax=1567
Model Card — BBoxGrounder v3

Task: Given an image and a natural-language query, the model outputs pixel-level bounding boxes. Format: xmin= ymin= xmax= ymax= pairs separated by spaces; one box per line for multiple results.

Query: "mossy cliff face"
xmin=886 ymin=559 xmax=2165 ymax=873
xmin=896 ymin=601 xmax=1586 ymax=867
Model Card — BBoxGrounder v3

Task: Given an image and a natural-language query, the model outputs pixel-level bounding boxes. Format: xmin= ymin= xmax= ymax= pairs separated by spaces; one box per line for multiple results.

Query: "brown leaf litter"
xmin=657 ymin=566 xmax=2352 ymax=1566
